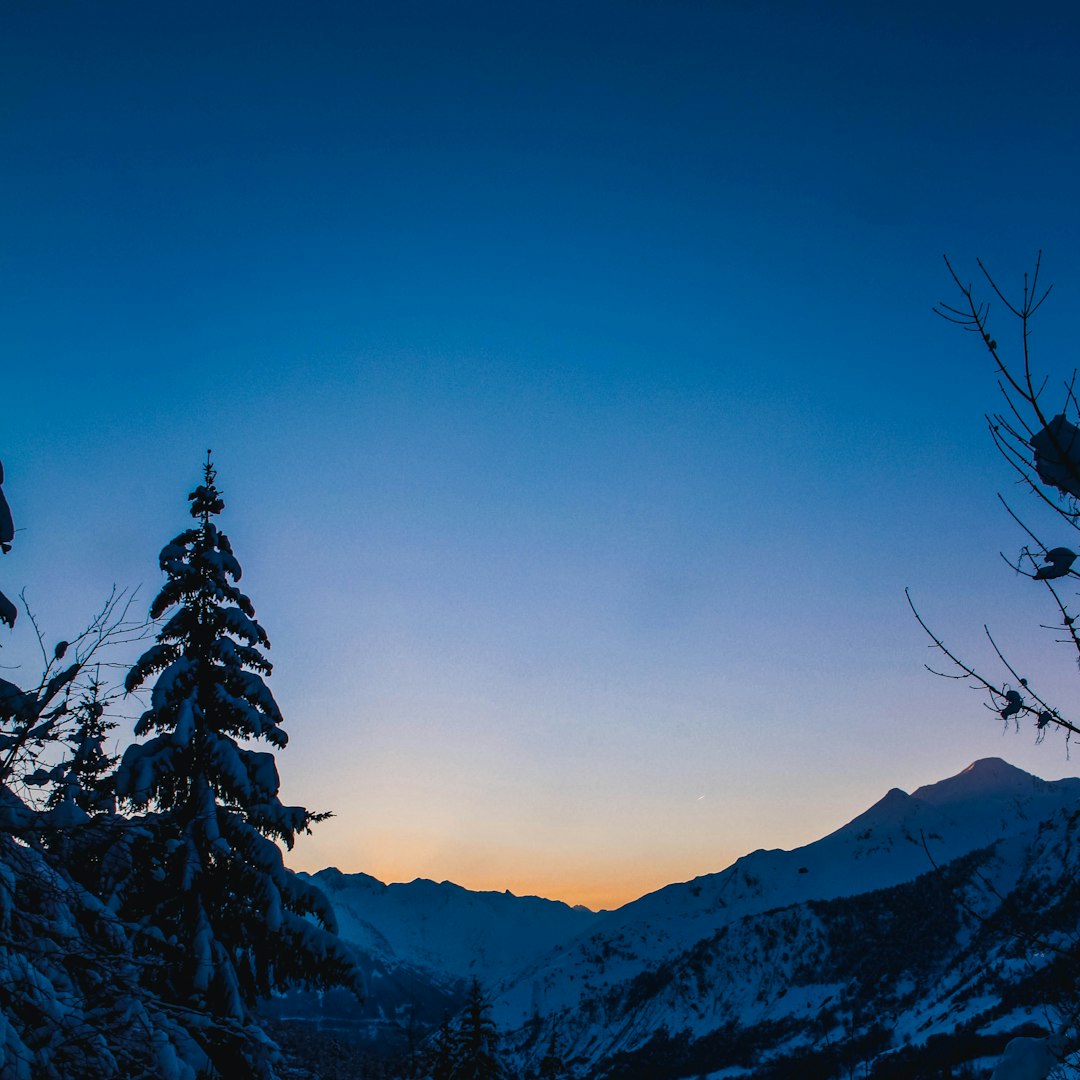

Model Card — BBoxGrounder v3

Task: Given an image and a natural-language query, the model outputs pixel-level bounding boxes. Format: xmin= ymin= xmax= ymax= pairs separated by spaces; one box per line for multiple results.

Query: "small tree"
xmin=429 ymin=1012 xmax=457 ymax=1080
xmin=537 ymin=1027 xmax=569 ymax=1079
xmin=0 ymin=461 xmax=136 ymax=807
xmin=115 ymin=455 xmax=358 ymax=1025
xmin=452 ymin=979 xmax=504 ymax=1080
xmin=41 ymin=670 xmax=117 ymax=816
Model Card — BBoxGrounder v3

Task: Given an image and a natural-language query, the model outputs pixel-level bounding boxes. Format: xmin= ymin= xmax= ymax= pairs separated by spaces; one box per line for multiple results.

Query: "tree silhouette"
xmin=538 ymin=1027 xmax=569 ymax=1078
xmin=913 ymin=254 xmax=1080 ymax=746
xmin=452 ymin=979 xmax=504 ymax=1080
xmin=429 ymin=1013 xmax=457 ymax=1080
xmin=115 ymin=455 xmax=358 ymax=1026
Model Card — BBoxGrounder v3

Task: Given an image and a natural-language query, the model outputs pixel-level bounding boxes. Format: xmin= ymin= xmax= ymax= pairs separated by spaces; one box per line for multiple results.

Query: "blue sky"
xmin=4 ymin=2 xmax=1080 ymax=907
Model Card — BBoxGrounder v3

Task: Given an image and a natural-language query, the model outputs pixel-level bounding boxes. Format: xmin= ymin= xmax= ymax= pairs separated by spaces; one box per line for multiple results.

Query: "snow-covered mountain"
xmin=304 ymin=868 xmax=600 ymax=988
xmin=491 ymin=757 xmax=1080 ymax=1077
xmin=288 ymin=758 xmax=1080 ymax=1077
xmin=263 ymin=868 xmax=601 ymax=1055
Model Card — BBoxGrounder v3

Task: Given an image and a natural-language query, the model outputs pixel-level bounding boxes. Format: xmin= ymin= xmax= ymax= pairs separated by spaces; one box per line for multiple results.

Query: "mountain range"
xmin=271 ymin=758 xmax=1080 ymax=1078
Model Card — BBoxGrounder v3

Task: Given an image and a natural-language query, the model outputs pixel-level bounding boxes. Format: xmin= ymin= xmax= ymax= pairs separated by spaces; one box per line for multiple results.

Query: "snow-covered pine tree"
xmin=115 ymin=455 xmax=358 ymax=1025
xmin=0 ymin=459 xmax=227 ymax=1078
xmin=43 ymin=672 xmax=116 ymax=817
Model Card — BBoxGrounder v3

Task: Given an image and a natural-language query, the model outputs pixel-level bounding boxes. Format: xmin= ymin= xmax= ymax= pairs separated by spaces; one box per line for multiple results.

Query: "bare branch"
xmin=906 ymin=590 xmax=1080 ymax=739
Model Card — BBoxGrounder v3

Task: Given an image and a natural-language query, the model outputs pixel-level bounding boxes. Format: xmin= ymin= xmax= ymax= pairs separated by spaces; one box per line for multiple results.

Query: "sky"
xmin=4 ymin=2 xmax=1080 ymax=910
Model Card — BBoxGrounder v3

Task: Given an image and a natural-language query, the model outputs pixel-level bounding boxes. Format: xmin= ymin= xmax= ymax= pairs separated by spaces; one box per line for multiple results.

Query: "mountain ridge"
xmin=487 ymin=757 xmax=1080 ymax=1077
xmin=278 ymin=757 xmax=1080 ymax=1076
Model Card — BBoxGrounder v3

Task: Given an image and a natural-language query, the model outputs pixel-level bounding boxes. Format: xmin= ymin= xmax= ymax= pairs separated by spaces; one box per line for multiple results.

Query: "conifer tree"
xmin=537 ymin=1028 xmax=568 ymax=1079
xmin=31 ymin=673 xmax=121 ymax=905
xmin=115 ymin=455 xmax=358 ymax=1023
xmin=429 ymin=1013 xmax=457 ymax=1080
xmin=452 ymin=979 xmax=504 ymax=1080
xmin=44 ymin=671 xmax=116 ymax=817
xmin=0 ymin=459 xmax=230 ymax=1077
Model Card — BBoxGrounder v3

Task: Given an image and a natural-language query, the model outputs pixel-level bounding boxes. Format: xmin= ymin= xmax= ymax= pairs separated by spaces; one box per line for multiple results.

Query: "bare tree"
xmin=909 ymin=253 xmax=1080 ymax=747
xmin=0 ymin=457 xmax=147 ymax=808
xmin=1 ymin=587 xmax=147 ymax=801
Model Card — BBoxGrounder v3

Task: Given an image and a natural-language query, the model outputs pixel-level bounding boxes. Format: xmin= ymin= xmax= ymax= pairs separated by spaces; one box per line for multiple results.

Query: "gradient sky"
xmin=4 ymin=2 xmax=1080 ymax=909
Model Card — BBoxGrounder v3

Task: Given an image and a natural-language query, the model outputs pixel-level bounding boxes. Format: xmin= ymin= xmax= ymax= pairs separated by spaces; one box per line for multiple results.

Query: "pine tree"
xmin=0 ymin=459 xmax=231 ymax=1077
xmin=44 ymin=671 xmax=117 ymax=817
xmin=537 ymin=1028 xmax=568 ymax=1079
xmin=429 ymin=1013 xmax=457 ymax=1080
xmin=452 ymin=979 xmax=503 ymax=1080
xmin=115 ymin=455 xmax=358 ymax=1025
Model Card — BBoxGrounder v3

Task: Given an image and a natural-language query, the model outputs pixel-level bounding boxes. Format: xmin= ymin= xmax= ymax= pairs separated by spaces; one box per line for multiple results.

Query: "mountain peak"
xmin=308 ymin=867 xmax=385 ymax=892
xmin=911 ymin=757 xmax=1041 ymax=806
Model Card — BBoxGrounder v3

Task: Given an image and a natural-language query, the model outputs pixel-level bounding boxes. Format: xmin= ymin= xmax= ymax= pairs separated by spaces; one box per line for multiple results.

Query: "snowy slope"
xmin=491 ymin=758 xmax=1080 ymax=1031
xmin=488 ymin=758 xmax=1080 ymax=1077
xmin=266 ymin=871 xmax=601 ymax=1058
xmin=304 ymin=867 xmax=601 ymax=988
xmin=297 ymin=758 xmax=1080 ymax=1075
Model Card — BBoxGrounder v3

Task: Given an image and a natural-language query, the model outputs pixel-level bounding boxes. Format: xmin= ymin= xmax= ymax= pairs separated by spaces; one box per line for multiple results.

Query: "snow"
xmin=419 ymin=757 xmax=1080 ymax=1076
xmin=152 ymin=1028 xmax=198 ymax=1080
xmin=307 ymin=868 xmax=601 ymax=988
xmin=498 ymin=756 xmax=1077 ymax=1016
xmin=220 ymin=605 xmax=268 ymax=646
xmin=990 ymin=1035 xmax=1060 ymax=1080
xmin=150 ymin=657 xmax=197 ymax=710
xmin=41 ymin=800 xmax=90 ymax=828
xmin=911 ymin=756 xmax=1064 ymax=804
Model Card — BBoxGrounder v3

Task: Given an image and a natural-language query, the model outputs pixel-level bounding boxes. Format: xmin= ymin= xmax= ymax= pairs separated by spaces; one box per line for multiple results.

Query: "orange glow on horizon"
xmin=285 ymin=844 xmax=740 ymax=912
